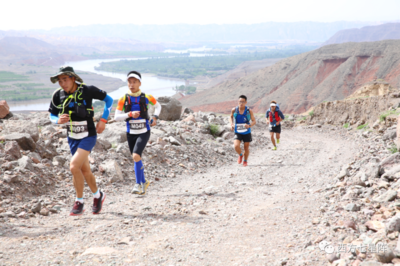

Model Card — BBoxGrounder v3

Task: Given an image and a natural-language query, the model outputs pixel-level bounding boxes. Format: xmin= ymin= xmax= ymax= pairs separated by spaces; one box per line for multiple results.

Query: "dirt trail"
xmin=0 ymin=127 xmax=358 ymax=266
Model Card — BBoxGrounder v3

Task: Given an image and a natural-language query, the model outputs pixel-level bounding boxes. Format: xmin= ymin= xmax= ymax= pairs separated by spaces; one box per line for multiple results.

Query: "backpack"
xmin=233 ymin=106 xmax=251 ymax=123
xmin=123 ymin=93 xmax=149 ymax=121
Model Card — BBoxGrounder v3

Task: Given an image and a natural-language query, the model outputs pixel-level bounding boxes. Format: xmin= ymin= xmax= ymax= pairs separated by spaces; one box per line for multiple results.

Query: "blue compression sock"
xmin=135 ymin=160 xmax=145 ymax=184
xmin=134 ymin=161 xmax=141 ymax=184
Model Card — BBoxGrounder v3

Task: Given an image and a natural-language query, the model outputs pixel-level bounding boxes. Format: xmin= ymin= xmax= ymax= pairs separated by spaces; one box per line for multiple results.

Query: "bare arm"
xmin=229 ymin=108 xmax=235 ymax=131
xmin=247 ymin=109 xmax=256 ymax=128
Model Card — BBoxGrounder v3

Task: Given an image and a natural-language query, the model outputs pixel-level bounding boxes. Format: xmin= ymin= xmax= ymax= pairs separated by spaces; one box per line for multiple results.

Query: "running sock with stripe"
xmin=240 ymin=153 xmax=243 ymax=157
xmin=76 ymin=198 xmax=84 ymax=204
xmin=137 ymin=160 xmax=146 ymax=183
xmin=93 ymin=189 xmax=101 ymax=199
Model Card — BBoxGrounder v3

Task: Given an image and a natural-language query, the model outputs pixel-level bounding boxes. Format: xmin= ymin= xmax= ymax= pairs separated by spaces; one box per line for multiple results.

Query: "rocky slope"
xmin=3 ymin=95 xmax=400 ymax=265
xmin=324 ymin=23 xmax=400 ymax=45
xmin=181 ymin=40 xmax=400 ymax=114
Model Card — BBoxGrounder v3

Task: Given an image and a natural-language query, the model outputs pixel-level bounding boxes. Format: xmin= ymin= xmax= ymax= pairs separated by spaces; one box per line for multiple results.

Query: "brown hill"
xmin=180 ymin=40 xmax=400 ymax=114
xmin=323 ymin=23 xmax=400 ymax=45
xmin=0 ymin=37 xmax=83 ymax=66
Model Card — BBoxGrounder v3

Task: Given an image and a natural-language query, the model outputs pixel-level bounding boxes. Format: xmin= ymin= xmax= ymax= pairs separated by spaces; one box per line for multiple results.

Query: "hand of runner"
xmin=130 ymin=111 xmax=141 ymax=119
xmin=96 ymin=120 xmax=106 ymax=134
xmin=150 ymin=117 xmax=157 ymax=127
xmin=58 ymin=114 xmax=70 ymax=124
xmin=230 ymin=124 xmax=234 ymax=131
xmin=245 ymin=124 xmax=250 ymax=129
xmin=276 ymin=121 xmax=280 ymax=125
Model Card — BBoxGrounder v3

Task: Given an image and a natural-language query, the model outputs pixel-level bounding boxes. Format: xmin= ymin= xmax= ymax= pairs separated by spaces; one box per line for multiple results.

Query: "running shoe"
xmin=131 ymin=183 xmax=142 ymax=194
xmin=237 ymin=155 xmax=243 ymax=164
xmin=243 ymin=161 xmax=248 ymax=167
xmin=277 ymin=139 xmax=280 ymax=144
xmin=141 ymin=180 xmax=151 ymax=195
xmin=70 ymin=201 xmax=84 ymax=216
xmin=92 ymin=190 xmax=106 ymax=214
xmin=273 ymin=146 xmax=277 ymax=151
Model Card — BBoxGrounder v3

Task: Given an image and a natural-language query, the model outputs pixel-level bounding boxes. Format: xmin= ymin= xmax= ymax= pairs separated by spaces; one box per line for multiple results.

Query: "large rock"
xmin=100 ymin=160 xmax=123 ymax=183
xmin=2 ymin=120 xmax=40 ymax=142
xmin=18 ymin=156 xmax=34 ymax=171
xmin=98 ymin=124 xmax=127 ymax=144
xmin=93 ymin=138 xmax=112 ymax=152
xmin=0 ymin=133 xmax=36 ymax=151
xmin=158 ymin=97 xmax=182 ymax=121
xmin=4 ymin=141 xmax=21 ymax=160
xmin=0 ymin=100 xmax=10 ymax=119
xmin=380 ymin=153 xmax=400 ymax=174
xmin=383 ymin=128 xmax=397 ymax=141
xmin=386 ymin=215 xmax=400 ymax=234
xmin=35 ymin=142 xmax=57 ymax=160
xmin=374 ymin=189 xmax=397 ymax=202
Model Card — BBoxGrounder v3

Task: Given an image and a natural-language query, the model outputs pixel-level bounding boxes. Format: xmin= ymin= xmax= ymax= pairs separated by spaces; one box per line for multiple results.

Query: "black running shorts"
xmin=269 ymin=124 xmax=281 ymax=134
xmin=234 ymin=133 xmax=252 ymax=143
xmin=127 ymin=131 xmax=151 ymax=156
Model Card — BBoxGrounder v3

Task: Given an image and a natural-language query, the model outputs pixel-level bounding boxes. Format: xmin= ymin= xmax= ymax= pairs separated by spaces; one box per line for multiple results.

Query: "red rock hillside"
xmin=180 ymin=40 xmax=400 ymax=114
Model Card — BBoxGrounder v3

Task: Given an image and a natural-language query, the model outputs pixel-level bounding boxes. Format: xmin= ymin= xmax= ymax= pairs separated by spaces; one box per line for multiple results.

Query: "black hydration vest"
xmin=123 ymin=93 xmax=149 ymax=121
xmin=58 ymin=86 xmax=94 ymax=119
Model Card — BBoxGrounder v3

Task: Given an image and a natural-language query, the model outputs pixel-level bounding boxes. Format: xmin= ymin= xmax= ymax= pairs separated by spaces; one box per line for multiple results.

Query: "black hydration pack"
xmin=123 ymin=93 xmax=149 ymax=121
xmin=58 ymin=85 xmax=94 ymax=119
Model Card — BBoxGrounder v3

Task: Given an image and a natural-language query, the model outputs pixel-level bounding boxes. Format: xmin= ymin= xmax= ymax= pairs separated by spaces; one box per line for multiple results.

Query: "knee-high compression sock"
xmin=136 ymin=160 xmax=145 ymax=183
xmin=134 ymin=161 xmax=141 ymax=184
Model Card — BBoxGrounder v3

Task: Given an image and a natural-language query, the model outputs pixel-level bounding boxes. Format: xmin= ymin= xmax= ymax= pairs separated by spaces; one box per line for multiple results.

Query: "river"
xmin=9 ymin=57 xmax=186 ymax=111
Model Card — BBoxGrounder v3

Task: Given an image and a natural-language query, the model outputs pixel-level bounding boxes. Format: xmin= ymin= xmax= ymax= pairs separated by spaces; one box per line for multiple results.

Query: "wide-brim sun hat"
xmin=50 ymin=66 xmax=83 ymax=84
xmin=270 ymin=103 xmax=277 ymax=107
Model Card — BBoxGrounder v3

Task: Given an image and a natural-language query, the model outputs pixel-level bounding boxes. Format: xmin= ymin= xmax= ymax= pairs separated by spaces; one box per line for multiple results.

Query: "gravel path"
xmin=0 ymin=127 xmax=358 ymax=266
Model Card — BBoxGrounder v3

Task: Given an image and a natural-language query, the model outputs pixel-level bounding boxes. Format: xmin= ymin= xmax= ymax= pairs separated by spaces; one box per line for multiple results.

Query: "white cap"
xmin=127 ymin=73 xmax=141 ymax=82
xmin=270 ymin=103 xmax=277 ymax=107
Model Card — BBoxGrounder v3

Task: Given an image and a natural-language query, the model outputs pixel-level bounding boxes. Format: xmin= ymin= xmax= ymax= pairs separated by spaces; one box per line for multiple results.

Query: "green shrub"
xmin=210 ymin=124 xmax=220 ymax=136
xmin=380 ymin=110 xmax=400 ymax=122
xmin=309 ymin=111 xmax=314 ymax=116
xmin=357 ymin=124 xmax=368 ymax=130
xmin=389 ymin=144 xmax=398 ymax=154
xmin=343 ymin=123 xmax=349 ymax=128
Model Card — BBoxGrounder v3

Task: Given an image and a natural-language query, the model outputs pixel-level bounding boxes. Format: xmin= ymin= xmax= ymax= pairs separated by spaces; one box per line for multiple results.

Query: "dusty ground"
xmin=0 ymin=127 xmax=358 ymax=266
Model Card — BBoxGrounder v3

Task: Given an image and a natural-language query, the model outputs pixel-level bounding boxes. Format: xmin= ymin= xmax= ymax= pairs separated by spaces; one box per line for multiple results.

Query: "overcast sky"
xmin=1 ymin=0 xmax=399 ymax=30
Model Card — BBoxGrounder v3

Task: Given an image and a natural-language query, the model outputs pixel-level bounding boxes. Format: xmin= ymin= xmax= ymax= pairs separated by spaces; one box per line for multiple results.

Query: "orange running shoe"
xmin=243 ymin=161 xmax=248 ymax=167
xmin=237 ymin=155 xmax=243 ymax=164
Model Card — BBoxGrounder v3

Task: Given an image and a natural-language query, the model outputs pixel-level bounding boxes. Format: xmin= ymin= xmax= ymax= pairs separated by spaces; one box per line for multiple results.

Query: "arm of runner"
xmin=265 ymin=110 xmax=270 ymax=124
xmin=96 ymin=94 xmax=113 ymax=134
xmin=229 ymin=108 xmax=235 ymax=131
xmin=147 ymin=95 xmax=161 ymax=126
xmin=114 ymin=96 xmax=130 ymax=121
xmin=50 ymin=113 xmax=59 ymax=124
xmin=247 ymin=109 xmax=256 ymax=128
xmin=278 ymin=110 xmax=285 ymax=120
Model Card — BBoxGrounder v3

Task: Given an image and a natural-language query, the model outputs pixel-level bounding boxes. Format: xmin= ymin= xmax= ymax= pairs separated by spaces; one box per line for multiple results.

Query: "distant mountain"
xmin=29 ymin=22 xmax=376 ymax=43
xmin=180 ymin=40 xmax=400 ymax=114
xmin=0 ymin=37 xmax=83 ymax=66
xmin=323 ymin=23 xmax=400 ymax=45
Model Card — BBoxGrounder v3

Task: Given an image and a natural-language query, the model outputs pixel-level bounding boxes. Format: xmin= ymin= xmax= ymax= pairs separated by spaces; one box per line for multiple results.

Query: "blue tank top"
xmin=234 ymin=106 xmax=251 ymax=135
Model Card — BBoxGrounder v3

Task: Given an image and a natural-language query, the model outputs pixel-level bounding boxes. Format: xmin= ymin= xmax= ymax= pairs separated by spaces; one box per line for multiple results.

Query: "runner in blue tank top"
xmin=229 ymin=95 xmax=256 ymax=167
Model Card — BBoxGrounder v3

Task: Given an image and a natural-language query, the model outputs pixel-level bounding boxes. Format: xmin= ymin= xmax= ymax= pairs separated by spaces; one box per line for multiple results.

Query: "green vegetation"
xmin=380 ymin=109 xmax=400 ymax=122
xmin=173 ymin=85 xmax=196 ymax=95
xmin=82 ymin=51 xmax=189 ymax=59
xmin=357 ymin=124 xmax=368 ymax=130
xmin=308 ymin=110 xmax=314 ymax=116
xmin=0 ymin=71 xmax=29 ymax=82
xmin=95 ymin=49 xmax=312 ymax=79
xmin=389 ymin=144 xmax=398 ymax=154
xmin=210 ymin=124 xmax=220 ymax=136
xmin=343 ymin=123 xmax=350 ymax=128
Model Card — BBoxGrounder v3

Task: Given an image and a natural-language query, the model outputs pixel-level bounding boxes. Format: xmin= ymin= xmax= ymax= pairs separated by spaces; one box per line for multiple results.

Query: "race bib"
xmin=236 ymin=123 xmax=248 ymax=133
xmin=67 ymin=121 xmax=89 ymax=140
xmin=129 ymin=119 xmax=148 ymax=134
